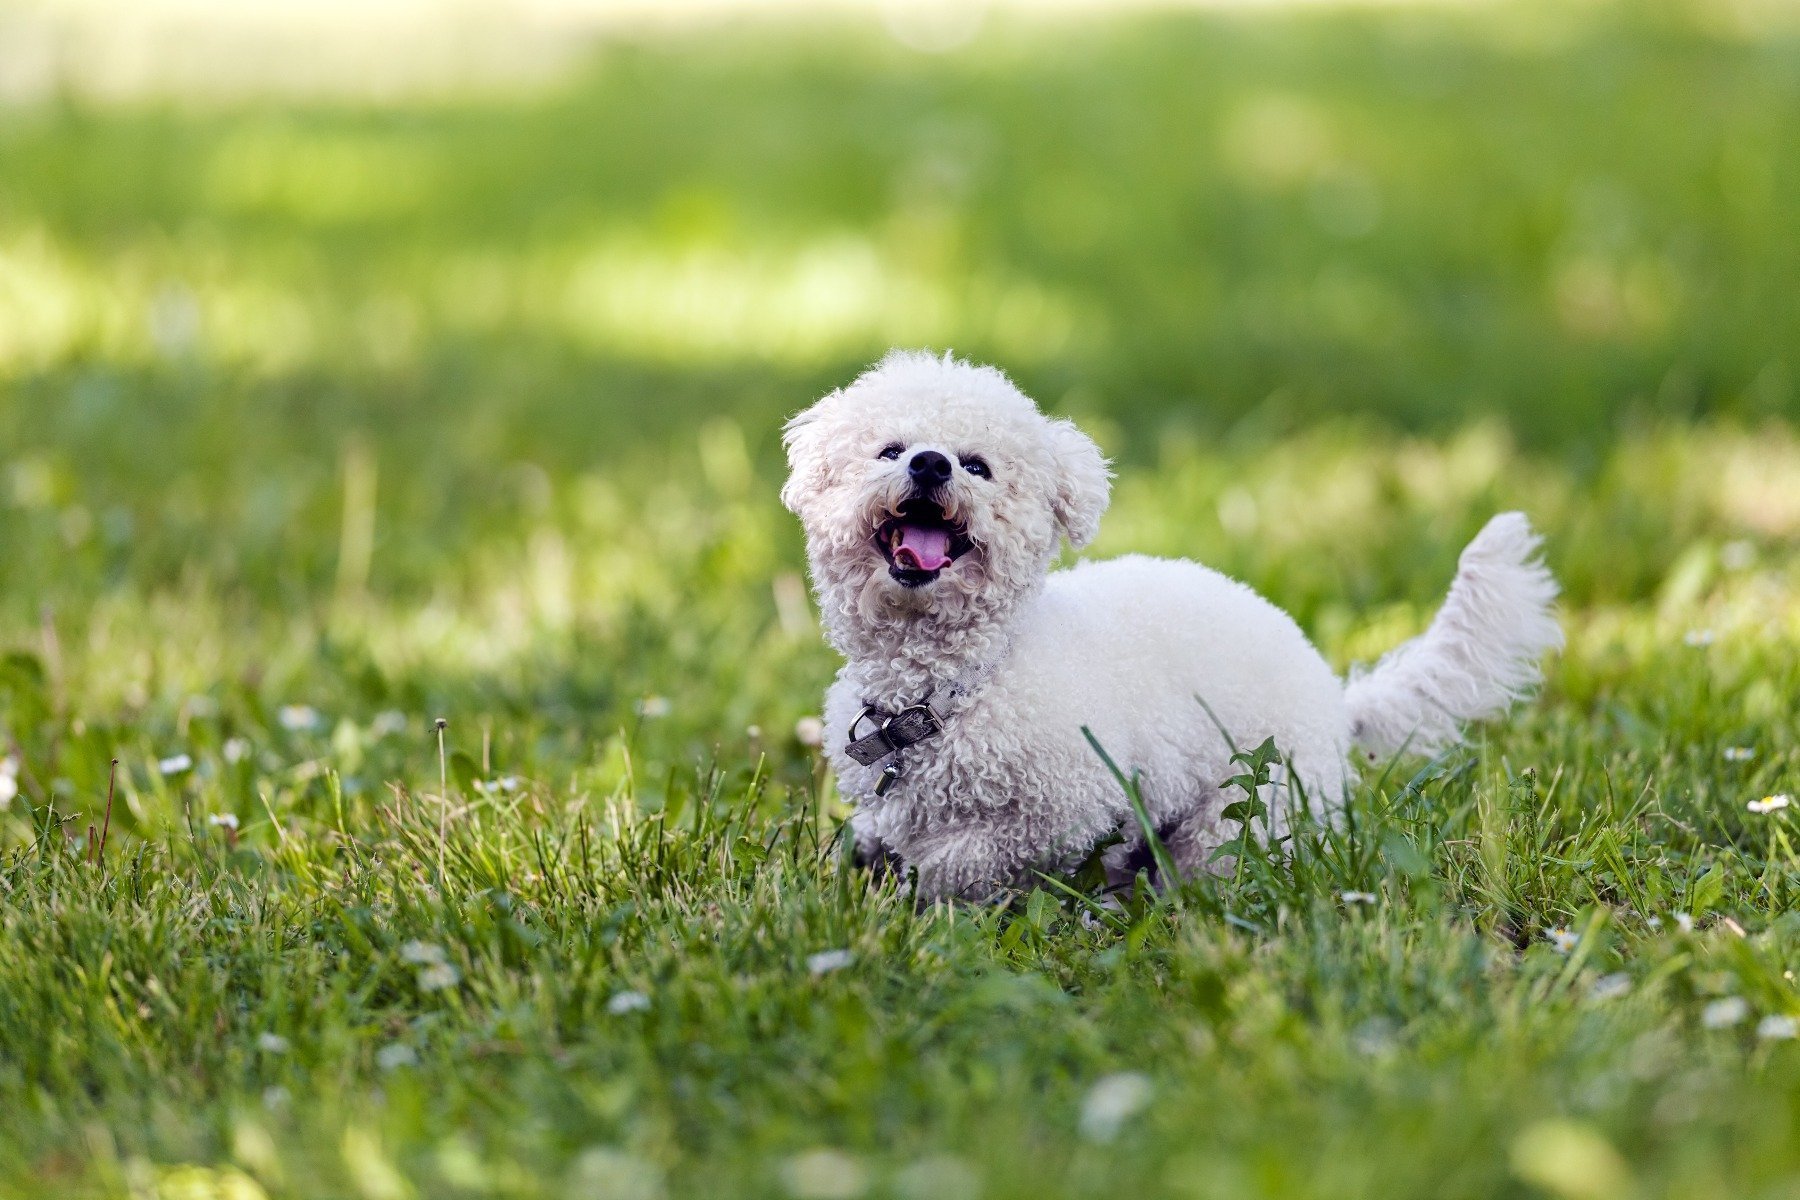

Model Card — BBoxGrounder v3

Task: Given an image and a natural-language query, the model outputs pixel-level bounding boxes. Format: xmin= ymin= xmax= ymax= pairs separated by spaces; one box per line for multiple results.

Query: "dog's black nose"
xmin=909 ymin=450 xmax=952 ymax=488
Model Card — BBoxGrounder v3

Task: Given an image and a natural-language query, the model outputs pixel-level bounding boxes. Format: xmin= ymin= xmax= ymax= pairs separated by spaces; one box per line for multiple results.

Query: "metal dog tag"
xmin=874 ymin=759 xmax=902 ymax=796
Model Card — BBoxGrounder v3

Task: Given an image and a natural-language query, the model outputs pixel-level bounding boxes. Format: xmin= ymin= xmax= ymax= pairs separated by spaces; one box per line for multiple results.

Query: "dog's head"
xmin=782 ymin=351 xmax=1110 ymax=636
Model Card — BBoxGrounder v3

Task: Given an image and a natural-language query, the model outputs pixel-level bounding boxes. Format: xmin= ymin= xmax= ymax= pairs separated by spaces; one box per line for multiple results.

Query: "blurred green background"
xmin=2 ymin=0 xmax=1798 ymax=825
xmin=5 ymin=0 xmax=1800 ymax=819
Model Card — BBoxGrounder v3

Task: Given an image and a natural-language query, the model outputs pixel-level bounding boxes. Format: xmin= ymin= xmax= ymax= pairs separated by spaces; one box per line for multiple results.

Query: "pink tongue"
xmin=893 ymin=524 xmax=952 ymax=571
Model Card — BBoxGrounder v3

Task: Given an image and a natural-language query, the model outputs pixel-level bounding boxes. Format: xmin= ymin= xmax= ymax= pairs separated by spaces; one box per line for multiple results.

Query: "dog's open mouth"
xmin=876 ymin=498 xmax=972 ymax=587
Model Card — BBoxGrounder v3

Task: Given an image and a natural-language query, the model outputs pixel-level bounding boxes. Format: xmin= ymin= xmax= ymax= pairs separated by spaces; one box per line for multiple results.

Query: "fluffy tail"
xmin=1344 ymin=513 xmax=1563 ymax=758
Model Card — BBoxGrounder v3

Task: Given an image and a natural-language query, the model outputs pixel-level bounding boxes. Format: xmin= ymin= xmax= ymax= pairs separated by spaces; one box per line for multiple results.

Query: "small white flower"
xmin=780 ymin=1148 xmax=869 ymax=1199
xmin=1339 ymin=890 xmax=1377 ymax=905
xmin=807 ymin=949 xmax=853 ymax=976
xmin=607 ymin=990 xmax=651 ymax=1015
xmin=278 ymin=705 xmax=321 ymax=732
xmin=794 ymin=716 xmax=825 ymax=748
xmin=568 ymin=1149 xmax=664 ymax=1200
xmin=258 ymin=1032 xmax=290 ymax=1054
xmin=159 ymin=754 xmax=193 ymax=776
xmin=0 ymin=755 xmax=17 ymax=778
xmin=0 ymin=773 xmax=15 ymax=809
xmin=475 ymin=776 xmax=522 ymax=795
xmin=1590 ymin=973 xmax=1632 ymax=1002
xmin=636 ymin=696 xmax=671 ymax=719
xmin=1548 ymin=927 xmax=1579 ymax=953
xmin=375 ymin=1042 xmax=417 ymax=1071
xmin=1079 ymin=1072 xmax=1153 ymax=1143
xmin=208 ymin=812 xmax=239 ymax=831
xmin=370 ymin=710 xmax=408 ymax=738
xmin=1350 ymin=1018 xmax=1396 ymax=1058
xmin=417 ymin=963 xmax=460 ymax=992
xmin=1684 ymin=629 xmax=1717 ymax=647
xmin=222 ymin=737 xmax=252 ymax=764
xmin=1724 ymin=747 xmax=1757 ymax=763
xmin=891 ymin=1155 xmax=979 ymax=1200
xmin=1749 ymin=794 xmax=1792 ymax=814
xmin=746 ymin=725 xmax=763 ymax=741
xmin=1702 ymin=997 xmax=1749 ymax=1029
xmin=1647 ymin=916 xmax=1663 ymax=930
xmin=1674 ymin=912 xmax=1694 ymax=933
xmin=399 ymin=940 xmax=446 ymax=966
xmin=1759 ymin=1015 xmax=1799 ymax=1040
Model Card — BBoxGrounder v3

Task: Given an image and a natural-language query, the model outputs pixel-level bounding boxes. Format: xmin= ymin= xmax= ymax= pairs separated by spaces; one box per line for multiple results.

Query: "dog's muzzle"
xmin=874 ymin=493 xmax=972 ymax=587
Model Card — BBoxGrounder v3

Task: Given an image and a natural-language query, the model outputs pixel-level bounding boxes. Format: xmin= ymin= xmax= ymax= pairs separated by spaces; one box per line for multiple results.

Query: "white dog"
xmin=782 ymin=350 xmax=1562 ymax=901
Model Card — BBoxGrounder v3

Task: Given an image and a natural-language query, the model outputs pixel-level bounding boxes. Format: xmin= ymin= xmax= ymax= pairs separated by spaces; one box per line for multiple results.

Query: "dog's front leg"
xmin=907 ymin=829 xmax=1033 ymax=905
xmin=846 ymin=807 xmax=907 ymax=882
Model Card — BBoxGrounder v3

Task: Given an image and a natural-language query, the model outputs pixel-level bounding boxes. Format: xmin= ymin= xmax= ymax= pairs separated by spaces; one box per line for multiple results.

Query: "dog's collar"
xmin=844 ymin=703 xmax=942 ymax=768
xmin=844 ymin=646 xmax=1008 ymax=794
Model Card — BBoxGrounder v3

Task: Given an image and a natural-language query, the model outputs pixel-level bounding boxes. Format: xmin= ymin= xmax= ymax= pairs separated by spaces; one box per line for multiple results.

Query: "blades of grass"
xmin=1081 ymin=726 xmax=1179 ymax=896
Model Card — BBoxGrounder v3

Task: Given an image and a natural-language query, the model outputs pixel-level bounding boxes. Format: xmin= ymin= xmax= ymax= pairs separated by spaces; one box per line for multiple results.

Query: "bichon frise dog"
xmin=782 ymin=350 xmax=1562 ymax=902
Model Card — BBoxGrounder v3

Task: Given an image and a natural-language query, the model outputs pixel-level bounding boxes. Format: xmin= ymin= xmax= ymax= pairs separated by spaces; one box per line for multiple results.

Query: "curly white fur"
xmin=1343 ymin=513 xmax=1564 ymax=758
xmin=782 ymin=350 xmax=1561 ymax=902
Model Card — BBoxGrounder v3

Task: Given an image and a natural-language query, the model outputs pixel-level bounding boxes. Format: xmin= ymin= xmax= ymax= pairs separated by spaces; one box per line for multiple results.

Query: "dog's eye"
xmin=877 ymin=444 xmax=903 ymax=461
xmin=960 ymin=456 xmax=991 ymax=479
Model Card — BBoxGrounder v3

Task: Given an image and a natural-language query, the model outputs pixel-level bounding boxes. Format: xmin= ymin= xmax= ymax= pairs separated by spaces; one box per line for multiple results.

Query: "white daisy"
xmin=1590 ymin=973 xmax=1631 ymax=1001
xmin=399 ymin=940 xmax=447 ymax=966
xmin=794 ymin=717 xmax=825 ymax=748
xmin=375 ymin=1043 xmax=417 ymax=1071
xmin=1339 ymin=891 xmax=1377 ymax=905
xmin=1079 ymin=1072 xmax=1153 ymax=1143
xmin=278 ymin=705 xmax=321 ymax=732
xmin=1702 ymin=997 xmax=1749 ymax=1029
xmin=1749 ymin=794 xmax=1792 ymax=814
xmin=1724 ymin=747 xmax=1756 ymax=763
xmin=159 ymin=754 xmax=193 ymax=776
xmin=607 ymin=990 xmax=651 ymax=1015
xmin=780 ymin=1149 xmax=869 ymax=1200
xmin=1548 ymin=927 xmax=1579 ymax=953
xmin=257 ymin=1032 xmax=290 ymax=1054
xmin=1758 ymin=1015 xmax=1799 ymax=1040
xmin=417 ymin=963 xmax=460 ymax=992
xmin=807 ymin=949 xmax=853 ymax=976
xmin=208 ymin=813 xmax=239 ymax=831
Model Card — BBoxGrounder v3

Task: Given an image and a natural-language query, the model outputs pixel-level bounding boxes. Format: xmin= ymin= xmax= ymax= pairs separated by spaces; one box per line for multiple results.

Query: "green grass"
xmin=3 ymin=3 xmax=1800 ymax=1196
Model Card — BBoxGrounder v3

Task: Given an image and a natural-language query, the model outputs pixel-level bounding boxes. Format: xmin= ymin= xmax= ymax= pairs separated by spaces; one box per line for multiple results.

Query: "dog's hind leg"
xmin=1101 ymin=793 xmax=1233 ymax=891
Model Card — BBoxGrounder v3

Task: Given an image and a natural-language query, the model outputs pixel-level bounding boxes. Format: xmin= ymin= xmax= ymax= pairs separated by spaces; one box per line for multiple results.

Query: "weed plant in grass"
xmin=3 ymin=2 xmax=1800 ymax=1197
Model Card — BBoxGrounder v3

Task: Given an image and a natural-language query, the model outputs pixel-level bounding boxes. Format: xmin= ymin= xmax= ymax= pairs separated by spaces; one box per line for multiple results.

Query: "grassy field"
xmin=4 ymin=2 xmax=1800 ymax=1196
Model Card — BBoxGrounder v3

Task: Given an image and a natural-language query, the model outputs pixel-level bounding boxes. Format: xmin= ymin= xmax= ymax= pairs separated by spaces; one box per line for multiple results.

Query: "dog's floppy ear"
xmin=1045 ymin=418 xmax=1111 ymax=549
xmin=779 ymin=401 xmax=830 ymax=517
